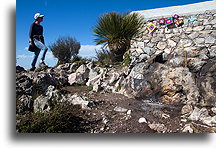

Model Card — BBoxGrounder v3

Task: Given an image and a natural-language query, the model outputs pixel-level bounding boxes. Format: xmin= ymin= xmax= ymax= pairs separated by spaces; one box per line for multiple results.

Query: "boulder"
xmin=16 ymin=66 xmax=25 ymax=73
xmin=143 ymin=47 xmax=155 ymax=56
xmin=205 ymin=35 xmax=215 ymax=44
xmin=92 ymin=78 xmax=102 ymax=92
xmin=157 ymin=42 xmax=167 ymax=50
xmin=57 ymin=63 xmax=71 ymax=71
xmin=138 ymin=54 xmax=149 ymax=62
xmin=195 ymin=59 xmax=215 ymax=106
xmin=69 ymin=62 xmax=79 ymax=72
xmin=182 ymin=124 xmax=194 ymax=133
xmin=76 ymin=64 xmax=90 ymax=79
xmin=188 ymin=58 xmax=207 ymax=72
xmin=32 ymin=72 xmax=57 ymax=92
xmin=138 ymin=117 xmax=147 ymax=123
xmin=193 ymin=26 xmax=204 ymax=31
xmin=16 ymin=95 xmax=33 ymax=114
xmin=68 ymin=93 xmax=90 ymax=109
xmin=33 ymin=85 xmax=66 ymax=112
xmin=209 ymin=46 xmax=216 ymax=58
xmin=33 ymin=95 xmax=51 ymax=112
xmin=113 ymin=106 xmax=128 ymax=113
xmin=16 ymin=73 xmax=34 ymax=98
xmin=167 ymin=39 xmax=176 ymax=47
xmin=181 ymin=104 xmax=193 ymax=115
xmin=148 ymin=123 xmax=167 ymax=133
xmin=188 ymin=32 xmax=199 ymax=39
xmin=68 ymin=64 xmax=90 ymax=85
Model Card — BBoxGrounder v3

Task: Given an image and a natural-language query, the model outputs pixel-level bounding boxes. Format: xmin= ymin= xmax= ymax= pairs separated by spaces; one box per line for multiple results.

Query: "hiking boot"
xmin=30 ymin=66 xmax=36 ymax=71
xmin=39 ymin=60 xmax=47 ymax=68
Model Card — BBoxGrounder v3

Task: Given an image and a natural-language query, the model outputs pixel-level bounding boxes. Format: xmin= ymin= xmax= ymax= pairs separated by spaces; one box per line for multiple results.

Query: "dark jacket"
xmin=29 ymin=22 xmax=44 ymax=44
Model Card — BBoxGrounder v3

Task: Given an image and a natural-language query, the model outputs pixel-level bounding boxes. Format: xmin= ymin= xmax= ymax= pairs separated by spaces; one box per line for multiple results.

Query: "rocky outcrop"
xmin=16 ymin=9 xmax=216 ymax=133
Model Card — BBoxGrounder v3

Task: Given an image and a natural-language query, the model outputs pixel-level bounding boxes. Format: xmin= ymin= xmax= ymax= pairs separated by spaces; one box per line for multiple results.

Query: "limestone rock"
xmin=167 ymin=56 xmax=185 ymax=67
xmin=143 ymin=47 xmax=155 ymax=56
xmin=68 ymin=64 xmax=90 ymax=85
xmin=57 ymin=63 xmax=71 ymax=71
xmin=167 ymin=39 xmax=177 ymax=47
xmin=185 ymin=27 xmax=193 ymax=33
xmin=165 ymin=33 xmax=175 ymax=39
xmin=205 ymin=35 xmax=215 ymax=44
xmin=188 ymin=58 xmax=207 ymax=72
xmin=68 ymin=93 xmax=90 ymax=109
xmin=211 ymin=107 xmax=216 ymax=114
xmin=76 ymin=64 xmax=90 ymax=79
xmin=32 ymin=73 xmax=57 ymax=92
xmin=16 ymin=95 xmax=33 ymax=114
xmin=16 ymin=73 xmax=34 ymax=97
xmin=33 ymin=95 xmax=51 ymax=112
xmin=93 ymin=78 xmax=102 ymax=92
xmin=182 ymin=124 xmax=194 ymax=133
xmin=188 ymin=32 xmax=199 ymax=39
xmin=194 ymin=38 xmax=205 ymax=44
xmin=210 ymin=19 xmax=215 ymax=25
xmin=157 ymin=42 xmax=167 ymax=50
xmin=181 ymin=104 xmax=193 ymax=115
xmin=148 ymin=123 xmax=167 ymax=133
xmin=188 ymin=107 xmax=216 ymax=126
xmin=137 ymin=42 xmax=145 ymax=49
xmin=33 ymin=85 xmax=66 ymax=112
xmin=114 ymin=106 xmax=128 ymax=113
xmin=209 ymin=46 xmax=216 ymax=58
xmin=138 ymin=54 xmax=149 ymax=62
xmin=178 ymin=39 xmax=193 ymax=48
xmin=138 ymin=117 xmax=147 ymax=123
xmin=69 ymin=63 xmax=79 ymax=72
xmin=16 ymin=66 xmax=25 ymax=73
xmin=197 ymin=60 xmax=215 ymax=106
xmin=193 ymin=26 xmax=204 ymax=31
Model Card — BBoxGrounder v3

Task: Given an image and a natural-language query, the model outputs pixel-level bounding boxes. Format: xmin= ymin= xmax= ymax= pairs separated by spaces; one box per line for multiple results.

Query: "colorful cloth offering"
xmin=146 ymin=23 xmax=157 ymax=34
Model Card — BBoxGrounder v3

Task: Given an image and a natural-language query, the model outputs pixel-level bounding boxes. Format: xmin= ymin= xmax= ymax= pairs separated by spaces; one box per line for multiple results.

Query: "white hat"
xmin=34 ymin=13 xmax=44 ymax=20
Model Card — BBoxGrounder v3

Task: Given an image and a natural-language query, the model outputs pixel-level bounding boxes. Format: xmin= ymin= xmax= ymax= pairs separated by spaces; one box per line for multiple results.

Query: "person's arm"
xmin=41 ymin=26 xmax=45 ymax=44
xmin=29 ymin=23 xmax=34 ymax=45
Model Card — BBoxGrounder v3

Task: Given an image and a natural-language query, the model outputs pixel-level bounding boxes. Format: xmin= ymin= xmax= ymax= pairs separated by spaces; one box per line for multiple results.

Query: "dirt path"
xmin=61 ymin=86 xmax=189 ymax=133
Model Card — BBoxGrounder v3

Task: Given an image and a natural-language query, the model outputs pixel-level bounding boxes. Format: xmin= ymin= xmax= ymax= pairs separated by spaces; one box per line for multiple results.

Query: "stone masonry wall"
xmin=129 ymin=10 xmax=216 ymax=63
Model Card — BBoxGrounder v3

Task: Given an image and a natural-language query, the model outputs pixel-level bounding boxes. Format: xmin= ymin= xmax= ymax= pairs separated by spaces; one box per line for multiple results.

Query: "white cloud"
xmin=79 ymin=45 xmax=104 ymax=58
xmin=17 ymin=54 xmax=34 ymax=58
xmin=18 ymin=45 xmax=105 ymax=59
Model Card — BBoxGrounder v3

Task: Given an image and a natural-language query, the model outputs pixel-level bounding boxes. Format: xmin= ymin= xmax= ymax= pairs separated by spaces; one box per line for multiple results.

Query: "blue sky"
xmin=16 ymin=0 xmax=208 ymax=69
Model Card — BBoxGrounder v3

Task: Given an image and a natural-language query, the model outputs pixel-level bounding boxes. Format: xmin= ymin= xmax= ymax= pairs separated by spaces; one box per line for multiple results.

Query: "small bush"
xmin=16 ymin=102 xmax=93 ymax=133
xmin=87 ymin=85 xmax=93 ymax=91
xmin=122 ymin=51 xmax=131 ymax=66
xmin=95 ymin=48 xmax=115 ymax=66
xmin=49 ymin=36 xmax=81 ymax=64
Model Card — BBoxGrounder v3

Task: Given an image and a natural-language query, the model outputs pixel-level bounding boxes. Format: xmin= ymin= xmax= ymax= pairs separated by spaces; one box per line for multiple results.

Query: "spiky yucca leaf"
xmin=93 ymin=12 xmax=145 ymax=47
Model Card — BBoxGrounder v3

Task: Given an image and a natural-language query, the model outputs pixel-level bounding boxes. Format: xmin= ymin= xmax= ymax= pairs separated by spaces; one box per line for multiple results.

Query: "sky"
xmin=16 ymin=0 xmax=209 ymax=69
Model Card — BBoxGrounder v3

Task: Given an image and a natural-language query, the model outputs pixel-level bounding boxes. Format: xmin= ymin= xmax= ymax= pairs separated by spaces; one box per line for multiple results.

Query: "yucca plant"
xmin=93 ymin=12 xmax=145 ymax=62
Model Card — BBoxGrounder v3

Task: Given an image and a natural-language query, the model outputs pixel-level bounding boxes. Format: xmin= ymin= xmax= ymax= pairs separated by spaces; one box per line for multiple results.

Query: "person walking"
xmin=29 ymin=12 xmax=48 ymax=71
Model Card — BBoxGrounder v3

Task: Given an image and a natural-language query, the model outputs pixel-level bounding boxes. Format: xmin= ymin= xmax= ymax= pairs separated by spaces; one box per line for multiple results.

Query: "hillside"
xmin=16 ymin=2 xmax=216 ymax=133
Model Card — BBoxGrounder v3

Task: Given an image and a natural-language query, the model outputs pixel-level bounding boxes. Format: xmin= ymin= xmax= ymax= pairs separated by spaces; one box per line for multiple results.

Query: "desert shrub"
xmin=95 ymin=48 xmax=115 ymax=66
xmin=49 ymin=36 xmax=81 ymax=64
xmin=122 ymin=51 xmax=131 ymax=66
xmin=16 ymin=102 xmax=92 ymax=133
xmin=87 ymin=85 xmax=93 ymax=91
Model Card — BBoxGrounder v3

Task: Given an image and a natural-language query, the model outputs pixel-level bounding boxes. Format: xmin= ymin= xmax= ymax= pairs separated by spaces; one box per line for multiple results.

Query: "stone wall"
xmin=129 ymin=10 xmax=216 ymax=63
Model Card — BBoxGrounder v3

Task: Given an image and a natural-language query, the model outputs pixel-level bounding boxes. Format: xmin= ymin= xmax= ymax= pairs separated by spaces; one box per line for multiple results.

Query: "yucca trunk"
xmin=108 ymin=40 xmax=130 ymax=62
